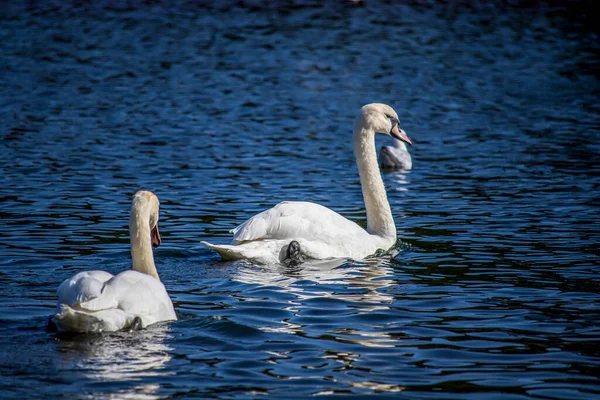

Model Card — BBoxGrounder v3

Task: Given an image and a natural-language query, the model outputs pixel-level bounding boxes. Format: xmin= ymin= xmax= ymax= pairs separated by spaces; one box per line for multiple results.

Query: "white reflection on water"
xmin=232 ymin=256 xmax=398 ymax=347
xmin=390 ymin=172 xmax=412 ymax=193
xmin=319 ymin=349 xmax=406 ymax=394
xmin=227 ymin=250 xmax=408 ymax=393
xmin=55 ymin=324 xmax=174 ymax=399
xmin=233 ymin=257 xmax=395 ymax=306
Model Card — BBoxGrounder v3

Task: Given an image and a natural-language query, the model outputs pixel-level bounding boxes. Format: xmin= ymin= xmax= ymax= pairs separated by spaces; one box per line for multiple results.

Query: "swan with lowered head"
xmin=202 ymin=103 xmax=412 ymax=265
xmin=380 ymin=137 xmax=412 ymax=170
xmin=52 ymin=190 xmax=177 ymax=332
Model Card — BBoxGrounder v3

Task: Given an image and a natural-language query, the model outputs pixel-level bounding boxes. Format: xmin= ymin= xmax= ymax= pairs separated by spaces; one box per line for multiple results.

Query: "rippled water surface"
xmin=1 ymin=1 xmax=599 ymax=398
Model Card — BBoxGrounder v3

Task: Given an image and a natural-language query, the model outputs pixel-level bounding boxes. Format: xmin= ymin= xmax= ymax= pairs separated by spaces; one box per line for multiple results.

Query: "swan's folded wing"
xmin=56 ymin=270 xmax=175 ymax=331
xmin=231 ymin=201 xmax=365 ymax=245
xmin=56 ymin=271 xmax=114 ymax=310
xmin=106 ymin=271 xmax=176 ymax=322
xmin=380 ymin=142 xmax=412 ymax=170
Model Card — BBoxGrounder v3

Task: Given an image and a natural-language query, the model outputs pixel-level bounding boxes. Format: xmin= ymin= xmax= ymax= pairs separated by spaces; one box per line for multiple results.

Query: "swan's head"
xmin=361 ymin=103 xmax=412 ymax=146
xmin=131 ymin=190 xmax=161 ymax=248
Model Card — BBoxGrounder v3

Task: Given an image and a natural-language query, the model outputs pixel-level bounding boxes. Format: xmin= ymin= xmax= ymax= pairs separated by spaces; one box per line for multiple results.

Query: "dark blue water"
xmin=1 ymin=1 xmax=599 ymax=398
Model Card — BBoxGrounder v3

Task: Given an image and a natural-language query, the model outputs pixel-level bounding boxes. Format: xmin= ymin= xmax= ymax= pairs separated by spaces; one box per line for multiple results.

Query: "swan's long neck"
xmin=353 ymin=119 xmax=396 ymax=240
xmin=130 ymin=207 xmax=159 ymax=280
xmin=394 ymin=138 xmax=408 ymax=152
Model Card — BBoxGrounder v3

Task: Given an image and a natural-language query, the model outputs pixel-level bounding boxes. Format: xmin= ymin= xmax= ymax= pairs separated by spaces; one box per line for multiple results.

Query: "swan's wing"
xmin=79 ymin=270 xmax=176 ymax=323
xmin=395 ymin=148 xmax=412 ymax=169
xmin=54 ymin=270 xmax=175 ymax=332
xmin=56 ymin=270 xmax=114 ymax=310
xmin=231 ymin=201 xmax=367 ymax=245
xmin=380 ymin=145 xmax=412 ymax=170
xmin=202 ymin=239 xmax=287 ymax=264
xmin=110 ymin=271 xmax=176 ymax=321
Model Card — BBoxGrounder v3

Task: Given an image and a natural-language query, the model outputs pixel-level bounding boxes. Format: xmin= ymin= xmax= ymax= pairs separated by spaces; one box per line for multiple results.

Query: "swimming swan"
xmin=202 ymin=103 xmax=412 ymax=265
xmin=380 ymin=137 xmax=412 ymax=170
xmin=52 ymin=190 xmax=177 ymax=332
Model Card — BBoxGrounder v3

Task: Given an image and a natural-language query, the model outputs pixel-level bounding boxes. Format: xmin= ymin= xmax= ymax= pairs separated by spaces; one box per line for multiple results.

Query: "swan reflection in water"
xmin=231 ymin=252 xmax=407 ymax=393
xmin=231 ymin=251 xmax=402 ymax=345
xmin=234 ymin=256 xmax=395 ymax=305
xmin=54 ymin=324 xmax=173 ymax=399
xmin=387 ymin=169 xmax=412 ymax=193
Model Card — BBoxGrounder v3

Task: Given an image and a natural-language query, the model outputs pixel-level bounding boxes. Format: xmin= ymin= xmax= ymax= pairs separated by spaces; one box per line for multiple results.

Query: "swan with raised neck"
xmin=201 ymin=103 xmax=412 ymax=264
xmin=354 ymin=103 xmax=406 ymax=239
xmin=130 ymin=190 xmax=162 ymax=280
xmin=51 ymin=190 xmax=176 ymax=332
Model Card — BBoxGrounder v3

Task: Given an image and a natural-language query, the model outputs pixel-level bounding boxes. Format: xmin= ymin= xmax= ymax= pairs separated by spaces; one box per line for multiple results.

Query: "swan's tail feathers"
xmin=52 ymin=304 xmax=130 ymax=333
xmin=201 ymin=241 xmax=246 ymax=261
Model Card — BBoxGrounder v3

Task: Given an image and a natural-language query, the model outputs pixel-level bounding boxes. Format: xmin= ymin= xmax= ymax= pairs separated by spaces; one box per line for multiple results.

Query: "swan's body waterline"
xmin=52 ymin=191 xmax=177 ymax=333
xmin=202 ymin=103 xmax=412 ymax=264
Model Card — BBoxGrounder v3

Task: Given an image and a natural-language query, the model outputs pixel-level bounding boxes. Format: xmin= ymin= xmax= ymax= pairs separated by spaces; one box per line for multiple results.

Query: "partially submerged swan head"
xmin=130 ymin=190 xmax=161 ymax=279
xmin=359 ymin=103 xmax=412 ymax=146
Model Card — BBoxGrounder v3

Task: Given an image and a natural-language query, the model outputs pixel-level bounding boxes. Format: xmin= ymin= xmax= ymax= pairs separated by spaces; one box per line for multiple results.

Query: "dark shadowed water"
xmin=1 ymin=1 xmax=599 ymax=398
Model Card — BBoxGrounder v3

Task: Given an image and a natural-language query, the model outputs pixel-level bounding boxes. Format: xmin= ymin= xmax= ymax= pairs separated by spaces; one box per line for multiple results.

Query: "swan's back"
xmin=56 ymin=270 xmax=114 ymax=311
xmin=232 ymin=201 xmax=369 ymax=245
xmin=53 ymin=270 xmax=176 ymax=332
xmin=109 ymin=271 xmax=176 ymax=323
xmin=380 ymin=140 xmax=412 ymax=170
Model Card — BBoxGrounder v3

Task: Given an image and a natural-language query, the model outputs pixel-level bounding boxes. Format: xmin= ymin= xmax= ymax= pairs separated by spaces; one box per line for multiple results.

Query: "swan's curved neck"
xmin=394 ymin=139 xmax=408 ymax=152
xmin=130 ymin=208 xmax=159 ymax=280
xmin=353 ymin=119 xmax=396 ymax=240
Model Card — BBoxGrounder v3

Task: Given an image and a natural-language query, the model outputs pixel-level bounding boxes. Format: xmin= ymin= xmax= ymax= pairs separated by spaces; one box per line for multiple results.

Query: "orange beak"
xmin=391 ymin=125 xmax=412 ymax=146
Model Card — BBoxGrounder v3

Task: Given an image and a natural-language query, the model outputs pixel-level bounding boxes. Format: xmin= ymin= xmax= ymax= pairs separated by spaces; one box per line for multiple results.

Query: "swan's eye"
xmin=385 ymin=114 xmax=399 ymax=127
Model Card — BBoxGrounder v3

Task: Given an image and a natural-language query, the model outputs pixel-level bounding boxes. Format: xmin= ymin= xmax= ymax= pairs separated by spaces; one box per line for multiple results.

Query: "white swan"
xmin=52 ymin=190 xmax=177 ymax=332
xmin=380 ymin=137 xmax=412 ymax=170
xmin=201 ymin=103 xmax=412 ymax=265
